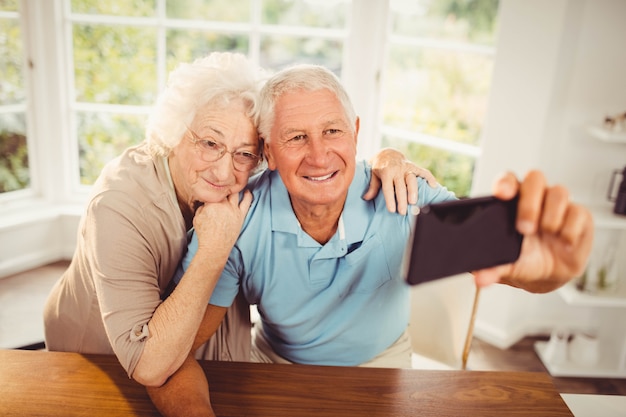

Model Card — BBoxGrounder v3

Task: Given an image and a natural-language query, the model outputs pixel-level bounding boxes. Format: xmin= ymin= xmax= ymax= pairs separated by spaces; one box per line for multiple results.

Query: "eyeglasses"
xmin=187 ymin=128 xmax=260 ymax=172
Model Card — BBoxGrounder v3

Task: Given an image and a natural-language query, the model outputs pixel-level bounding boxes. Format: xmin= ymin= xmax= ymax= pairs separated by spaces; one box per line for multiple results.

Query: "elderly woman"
xmin=43 ymin=52 xmax=427 ymax=388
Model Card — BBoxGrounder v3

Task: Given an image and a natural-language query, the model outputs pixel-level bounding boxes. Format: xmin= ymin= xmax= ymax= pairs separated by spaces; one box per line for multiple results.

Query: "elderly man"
xmin=149 ymin=64 xmax=594 ymax=416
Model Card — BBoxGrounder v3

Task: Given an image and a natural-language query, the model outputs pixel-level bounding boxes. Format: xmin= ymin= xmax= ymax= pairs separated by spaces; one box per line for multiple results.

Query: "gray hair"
xmin=146 ymin=52 xmax=267 ymax=156
xmin=257 ymin=64 xmax=357 ymax=143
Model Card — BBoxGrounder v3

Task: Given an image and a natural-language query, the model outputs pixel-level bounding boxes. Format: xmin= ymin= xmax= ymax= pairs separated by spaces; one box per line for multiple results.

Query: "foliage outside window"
xmin=381 ymin=0 xmax=500 ymax=196
xmin=68 ymin=0 xmax=349 ymax=185
xmin=3 ymin=0 xmax=500 ymax=196
xmin=0 ymin=1 xmax=29 ymax=194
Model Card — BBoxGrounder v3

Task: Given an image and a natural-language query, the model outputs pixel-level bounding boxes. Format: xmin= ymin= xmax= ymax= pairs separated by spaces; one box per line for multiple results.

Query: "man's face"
xmin=264 ymin=88 xmax=359 ymax=213
xmin=169 ymin=100 xmax=259 ymax=207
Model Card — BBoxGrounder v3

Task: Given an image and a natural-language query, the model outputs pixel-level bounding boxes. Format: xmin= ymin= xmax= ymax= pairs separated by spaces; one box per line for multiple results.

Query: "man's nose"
xmin=305 ymin=136 xmax=328 ymax=164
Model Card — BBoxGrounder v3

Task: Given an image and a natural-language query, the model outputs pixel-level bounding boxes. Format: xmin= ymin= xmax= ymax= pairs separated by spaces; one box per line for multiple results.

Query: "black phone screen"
xmin=404 ymin=195 xmax=523 ymax=286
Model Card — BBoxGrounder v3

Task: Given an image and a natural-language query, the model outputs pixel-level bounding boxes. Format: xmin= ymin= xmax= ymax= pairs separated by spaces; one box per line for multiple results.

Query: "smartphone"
xmin=404 ymin=195 xmax=523 ymax=286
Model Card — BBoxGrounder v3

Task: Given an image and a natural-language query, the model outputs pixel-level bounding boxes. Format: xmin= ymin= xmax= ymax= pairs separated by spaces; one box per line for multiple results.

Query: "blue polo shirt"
xmin=176 ymin=161 xmax=455 ymax=366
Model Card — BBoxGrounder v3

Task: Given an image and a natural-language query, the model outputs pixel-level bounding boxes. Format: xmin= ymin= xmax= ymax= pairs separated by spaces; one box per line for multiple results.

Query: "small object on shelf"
xmin=575 ymin=233 xmax=620 ymax=294
xmin=607 ymin=166 xmax=626 ymax=216
xmin=542 ymin=328 xmax=570 ymax=365
xmin=587 ymin=110 xmax=626 ymax=143
xmin=604 ymin=111 xmax=626 ymax=132
xmin=569 ymin=332 xmax=600 ymax=367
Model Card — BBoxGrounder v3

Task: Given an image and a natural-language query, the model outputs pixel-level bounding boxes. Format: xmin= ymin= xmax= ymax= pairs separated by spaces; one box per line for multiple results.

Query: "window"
xmin=65 ymin=0 xmax=351 ymax=186
xmin=0 ymin=0 xmax=29 ymax=195
xmin=1 ymin=0 xmax=500 ymax=201
xmin=380 ymin=0 xmax=499 ymax=196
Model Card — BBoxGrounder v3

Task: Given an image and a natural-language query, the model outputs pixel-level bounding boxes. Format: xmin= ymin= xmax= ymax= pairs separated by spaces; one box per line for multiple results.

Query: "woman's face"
xmin=169 ymin=100 xmax=259 ymax=209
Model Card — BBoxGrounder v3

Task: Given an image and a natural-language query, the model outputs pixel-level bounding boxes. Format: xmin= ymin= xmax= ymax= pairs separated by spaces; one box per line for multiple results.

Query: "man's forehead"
xmin=274 ymin=92 xmax=347 ymax=128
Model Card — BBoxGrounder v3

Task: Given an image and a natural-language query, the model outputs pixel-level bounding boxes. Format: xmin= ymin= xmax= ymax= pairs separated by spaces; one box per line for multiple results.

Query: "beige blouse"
xmin=43 ymin=142 xmax=250 ymax=377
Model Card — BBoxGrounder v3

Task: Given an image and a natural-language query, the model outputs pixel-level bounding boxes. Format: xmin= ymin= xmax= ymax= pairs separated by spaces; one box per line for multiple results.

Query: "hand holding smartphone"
xmin=404 ymin=195 xmax=524 ymax=286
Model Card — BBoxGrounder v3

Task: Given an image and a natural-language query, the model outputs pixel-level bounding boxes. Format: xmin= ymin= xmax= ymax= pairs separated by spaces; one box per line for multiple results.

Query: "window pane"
xmin=382 ymin=135 xmax=474 ymax=197
xmin=383 ymin=45 xmax=494 ymax=146
xmin=68 ymin=0 xmax=350 ymax=186
xmin=0 ymin=113 xmax=29 ymax=193
xmin=77 ymin=112 xmax=146 ymax=184
xmin=262 ymin=0 xmax=350 ymax=28
xmin=70 ymin=0 xmax=156 ymax=17
xmin=260 ymin=35 xmax=343 ymax=71
xmin=390 ymin=0 xmax=499 ymax=46
xmin=0 ymin=0 xmax=18 ymax=12
xmin=383 ymin=0 xmax=500 ymax=195
xmin=0 ymin=7 xmax=29 ymax=195
xmin=0 ymin=18 xmax=24 ymax=105
xmin=73 ymin=24 xmax=158 ymax=105
xmin=166 ymin=0 xmax=250 ymax=21
xmin=166 ymin=30 xmax=249 ymax=70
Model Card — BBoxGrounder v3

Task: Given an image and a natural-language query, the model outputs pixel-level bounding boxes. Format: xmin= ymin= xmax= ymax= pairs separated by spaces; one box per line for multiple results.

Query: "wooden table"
xmin=0 ymin=349 xmax=573 ymax=416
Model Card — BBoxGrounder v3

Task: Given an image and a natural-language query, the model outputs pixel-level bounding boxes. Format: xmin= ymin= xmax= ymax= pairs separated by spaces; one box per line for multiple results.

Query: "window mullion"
xmin=156 ymin=0 xmax=167 ymax=92
xmin=342 ymin=0 xmax=390 ymax=159
xmin=21 ymin=0 xmax=76 ymax=204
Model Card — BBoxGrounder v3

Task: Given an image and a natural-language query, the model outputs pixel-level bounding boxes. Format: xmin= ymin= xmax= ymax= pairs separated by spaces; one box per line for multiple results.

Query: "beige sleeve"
xmin=85 ymin=191 xmax=166 ymax=376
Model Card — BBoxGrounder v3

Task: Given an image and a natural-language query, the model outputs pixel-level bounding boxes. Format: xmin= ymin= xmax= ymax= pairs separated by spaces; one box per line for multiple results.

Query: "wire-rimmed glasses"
xmin=186 ymin=128 xmax=260 ymax=172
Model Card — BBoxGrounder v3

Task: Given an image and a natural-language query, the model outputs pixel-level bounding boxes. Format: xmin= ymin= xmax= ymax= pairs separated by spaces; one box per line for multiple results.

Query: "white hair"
xmin=257 ymin=64 xmax=357 ymax=143
xmin=145 ymin=52 xmax=267 ymax=156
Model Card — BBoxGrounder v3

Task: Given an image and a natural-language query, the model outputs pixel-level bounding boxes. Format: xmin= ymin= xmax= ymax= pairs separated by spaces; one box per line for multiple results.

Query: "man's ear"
xmin=263 ymin=139 xmax=277 ymax=170
xmin=354 ymin=117 xmax=360 ymax=145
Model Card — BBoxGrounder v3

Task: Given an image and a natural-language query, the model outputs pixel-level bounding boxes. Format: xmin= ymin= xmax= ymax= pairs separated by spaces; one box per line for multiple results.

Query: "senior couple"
xmin=44 ymin=52 xmax=593 ymax=417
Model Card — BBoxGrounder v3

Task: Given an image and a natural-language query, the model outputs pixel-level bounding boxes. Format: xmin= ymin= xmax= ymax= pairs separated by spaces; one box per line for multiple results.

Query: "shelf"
xmin=588 ymin=203 xmax=626 ymax=230
xmin=535 ymin=340 xmax=626 ymax=378
xmin=558 ymin=282 xmax=626 ymax=308
xmin=587 ymin=125 xmax=626 ymax=144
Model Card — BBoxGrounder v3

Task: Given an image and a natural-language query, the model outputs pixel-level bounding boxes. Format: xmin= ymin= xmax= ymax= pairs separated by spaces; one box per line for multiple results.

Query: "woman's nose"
xmin=210 ymin=152 xmax=236 ymax=180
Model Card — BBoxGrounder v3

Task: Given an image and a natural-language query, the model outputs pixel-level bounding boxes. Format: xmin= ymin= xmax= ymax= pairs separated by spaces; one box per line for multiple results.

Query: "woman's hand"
xmin=472 ymin=170 xmax=594 ymax=293
xmin=193 ymin=190 xmax=253 ymax=258
xmin=364 ymin=148 xmax=438 ymax=215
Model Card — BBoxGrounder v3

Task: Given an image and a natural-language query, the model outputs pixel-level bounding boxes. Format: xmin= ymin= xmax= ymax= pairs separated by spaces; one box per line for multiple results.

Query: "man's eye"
xmin=324 ymin=129 xmax=343 ymax=138
xmin=289 ymin=134 xmax=306 ymax=142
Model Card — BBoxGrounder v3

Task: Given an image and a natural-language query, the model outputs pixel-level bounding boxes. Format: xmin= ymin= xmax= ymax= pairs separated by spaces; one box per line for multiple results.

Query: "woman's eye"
xmin=237 ymin=151 xmax=258 ymax=161
xmin=199 ymin=139 xmax=220 ymax=150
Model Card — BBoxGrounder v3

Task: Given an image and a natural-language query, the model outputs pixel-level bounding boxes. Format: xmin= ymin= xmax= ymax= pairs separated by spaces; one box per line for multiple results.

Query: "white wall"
xmin=473 ymin=0 xmax=626 ymax=348
xmin=0 ymin=205 xmax=79 ymax=277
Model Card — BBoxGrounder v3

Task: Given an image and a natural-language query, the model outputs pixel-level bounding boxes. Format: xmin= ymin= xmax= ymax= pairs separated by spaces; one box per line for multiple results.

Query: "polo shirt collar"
xmin=268 ymin=162 xmax=375 ymax=246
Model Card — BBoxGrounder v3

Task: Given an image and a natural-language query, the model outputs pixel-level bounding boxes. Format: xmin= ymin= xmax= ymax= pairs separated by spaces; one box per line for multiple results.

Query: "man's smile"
xmin=303 ymin=171 xmax=338 ymax=182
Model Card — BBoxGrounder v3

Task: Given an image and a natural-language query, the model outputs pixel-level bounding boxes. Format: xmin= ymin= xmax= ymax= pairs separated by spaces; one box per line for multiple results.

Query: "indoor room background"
xmin=1 ymin=0 xmax=625 ymax=376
